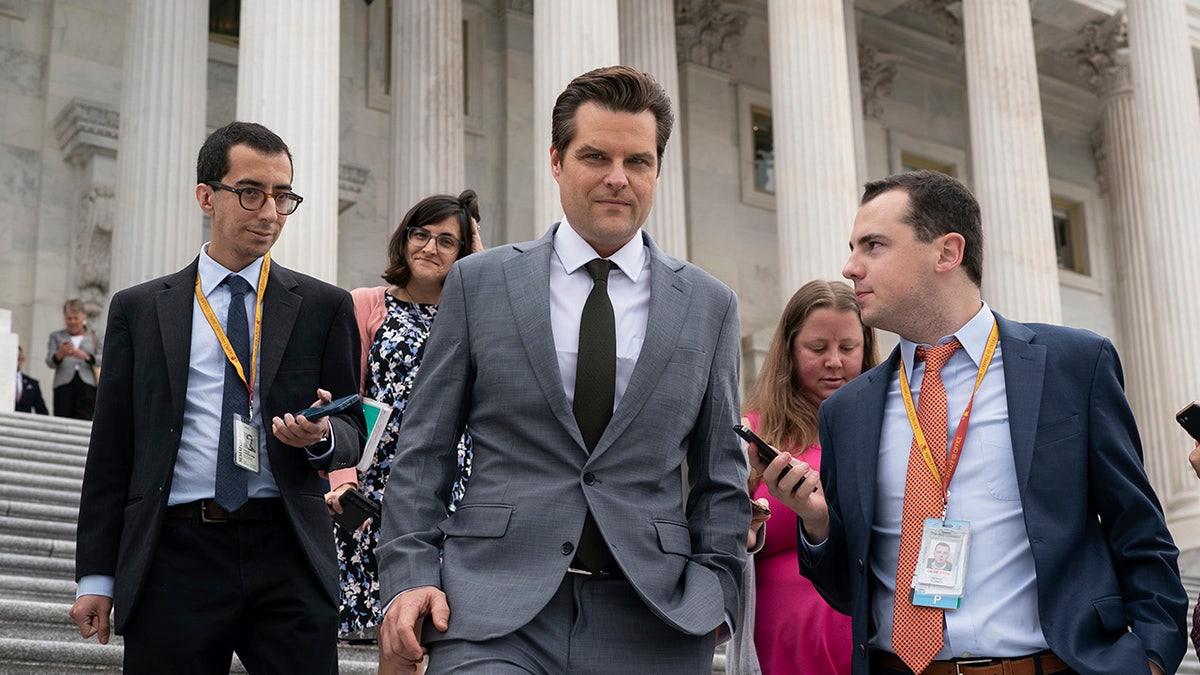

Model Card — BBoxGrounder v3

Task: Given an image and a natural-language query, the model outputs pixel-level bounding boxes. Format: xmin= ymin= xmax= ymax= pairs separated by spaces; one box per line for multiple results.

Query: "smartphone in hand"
xmin=732 ymin=424 xmax=795 ymax=482
xmin=1177 ymin=401 xmax=1200 ymax=442
xmin=294 ymin=394 xmax=360 ymax=421
xmin=331 ymin=487 xmax=381 ymax=530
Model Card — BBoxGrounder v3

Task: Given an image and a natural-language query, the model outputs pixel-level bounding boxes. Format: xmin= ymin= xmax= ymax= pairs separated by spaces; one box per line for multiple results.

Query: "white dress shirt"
xmin=550 ymin=221 xmax=650 ymax=410
xmin=871 ymin=303 xmax=1048 ymax=657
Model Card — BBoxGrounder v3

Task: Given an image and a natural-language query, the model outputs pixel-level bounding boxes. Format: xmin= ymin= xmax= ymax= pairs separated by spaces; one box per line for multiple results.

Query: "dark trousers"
xmin=427 ymin=573 xmax=714 ymax=675
xmin=121 ymin=515 xmax=338 ymax=675
xmin=52 ymin=372 xmax=95 ymax=420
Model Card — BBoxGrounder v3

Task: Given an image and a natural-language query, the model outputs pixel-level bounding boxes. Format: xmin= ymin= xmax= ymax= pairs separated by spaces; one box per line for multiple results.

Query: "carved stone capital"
xmin=904 ymin=0 xmax=962 ymax=46
xmin=1068 ymin=11 xmax=1130 ymax=99
xmin=860 ymin=44 xmax=902 ymax=120
xmin=496 ymin=0 xmax=532 ymax=15
xmin=675 ymin=0 xmax=748 ymax=72
xmin=54 ymin=99 xmax=119 ymax=167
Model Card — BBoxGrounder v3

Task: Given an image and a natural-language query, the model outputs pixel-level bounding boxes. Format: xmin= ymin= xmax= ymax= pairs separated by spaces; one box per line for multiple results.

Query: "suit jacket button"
xmin=583 ymin=472 xmax=595 ymax=485
xmin=857 ymin=559 xmax=864 ymax=573
xmin=562 ymin=542 xmax=574 ymax=555
xmin=858 ymin=644 xmax=867 ymax=657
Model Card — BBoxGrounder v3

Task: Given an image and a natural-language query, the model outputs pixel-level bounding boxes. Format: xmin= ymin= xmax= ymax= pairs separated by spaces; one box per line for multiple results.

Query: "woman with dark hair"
xmin=729 ymin=280 xmax=878 ymax=675
xmin=324 ymin=190 xmax=483 ymax=646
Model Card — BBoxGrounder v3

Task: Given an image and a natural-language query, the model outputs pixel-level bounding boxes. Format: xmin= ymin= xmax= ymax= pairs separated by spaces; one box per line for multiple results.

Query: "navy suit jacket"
xmin=75 ymin=258 xmax=366 ymax=632
xmin=801 ymin=313 xmax=1186 ymax=675
xmin=16 ymin=373 xmax=48 ymax=414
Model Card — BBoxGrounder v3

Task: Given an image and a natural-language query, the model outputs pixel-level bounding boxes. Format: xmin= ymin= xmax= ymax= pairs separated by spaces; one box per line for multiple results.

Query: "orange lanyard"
xmin=898 ymin=321 xmax=999 ymax=519
xmin=195 ymin=253 xmax=270 ymax=415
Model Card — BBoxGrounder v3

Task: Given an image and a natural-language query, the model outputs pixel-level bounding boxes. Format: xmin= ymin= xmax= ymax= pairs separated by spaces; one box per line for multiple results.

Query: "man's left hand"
xmin=1149 ymin=660 xmax=1164 ymax=675
xmin=272 ymin=388 xmax=333 ymax=448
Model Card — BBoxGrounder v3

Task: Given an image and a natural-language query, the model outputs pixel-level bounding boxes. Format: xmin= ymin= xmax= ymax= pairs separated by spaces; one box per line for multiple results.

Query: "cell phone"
xmin=1176 ymin=401 xmax=1200 ymax=442
xmin=294 ymin=393 xmax=360 ymax=421
xmin=751 ymin=500 xmax=772 ymax=516
xmin=332 ymin=486 xmax=381 ymax=531
xmin=732 ymin=424 xmax=794 ymax=481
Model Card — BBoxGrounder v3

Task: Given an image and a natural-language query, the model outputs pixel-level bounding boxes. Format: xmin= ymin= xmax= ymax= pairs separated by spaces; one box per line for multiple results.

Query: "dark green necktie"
xmin=572 ymin=258 xmax=616 ymax=573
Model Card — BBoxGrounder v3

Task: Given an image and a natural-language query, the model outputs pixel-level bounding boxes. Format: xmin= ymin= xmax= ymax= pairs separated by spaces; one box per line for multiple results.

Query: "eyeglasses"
xmin=406 ymin=227 xmax=464 ymax=254
xmin=207 ymin=182 xmax=304 ymax=216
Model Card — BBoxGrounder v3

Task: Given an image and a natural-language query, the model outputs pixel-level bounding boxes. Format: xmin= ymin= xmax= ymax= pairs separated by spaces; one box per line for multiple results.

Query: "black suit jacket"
xmin=15 ymin=373 xmax=48 ymax=414
xmin=75 ymin=257 xmax=365 ymax=632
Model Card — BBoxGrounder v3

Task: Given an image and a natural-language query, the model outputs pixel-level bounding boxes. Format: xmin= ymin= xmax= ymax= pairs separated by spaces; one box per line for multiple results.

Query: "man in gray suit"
xmin=376 ymin=66 xmax=750 ymax=673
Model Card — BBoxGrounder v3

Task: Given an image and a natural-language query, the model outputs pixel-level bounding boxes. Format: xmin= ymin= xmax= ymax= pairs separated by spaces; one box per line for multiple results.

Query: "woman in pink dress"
xmin=741 ymin=280 xmax=878 ymax=675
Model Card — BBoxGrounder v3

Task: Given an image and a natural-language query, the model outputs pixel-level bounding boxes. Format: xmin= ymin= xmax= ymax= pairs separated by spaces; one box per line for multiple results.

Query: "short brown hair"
xmin=551 ymin=66 xmax=674 ymax=170
xmin=861 ymin=170 xmax=983 ymax=286
xmin=382 ymin=190 xmax=480 ymax=287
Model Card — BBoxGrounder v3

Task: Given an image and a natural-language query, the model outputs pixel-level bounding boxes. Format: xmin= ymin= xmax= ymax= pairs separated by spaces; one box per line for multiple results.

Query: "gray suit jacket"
xmin=378 ymin=226 xmax=749 ymax=642
xmin=46 ymin=328 xmax=102 ymax=388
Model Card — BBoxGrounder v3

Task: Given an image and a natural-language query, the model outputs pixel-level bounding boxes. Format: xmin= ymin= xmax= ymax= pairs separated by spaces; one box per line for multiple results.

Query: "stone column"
xmin=1073 ymin=11 xmax=1183 ymax=528
xmin=961 ymin=0 xmax=1061 ymax=323
xmin=533 ymin=0 xmax=620 ymax=237
xmin=619 ymin=0 xmax=686 ymax=259
xmin=768 ymin=0 xmax=861 ymax=291
xmin=1125 ymin=0 xmax=1200 ymax=539
xmin=392 ymin=1 xmax=465 ymax=227
xmin=238 ymin=0 xmax=339 ymax=282
xmin=109 ymin=0 xmax=207 ymax=292
xmin=0 ymin=309 xmax=15 ymax=413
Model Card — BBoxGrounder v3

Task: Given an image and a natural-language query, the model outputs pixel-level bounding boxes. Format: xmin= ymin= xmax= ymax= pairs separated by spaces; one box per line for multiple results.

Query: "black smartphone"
xmin=732 ymin=424 xmax=794 ymax=481
xmin=332 ymin=486 xmax=381 ymax=531
xmin=294 ymin=393 xmax=360 ymax=421
xmin=751 ymin=500 xmax=772 ymax=517
xmin=1177 ymin=401 xmax=1200 ymax=442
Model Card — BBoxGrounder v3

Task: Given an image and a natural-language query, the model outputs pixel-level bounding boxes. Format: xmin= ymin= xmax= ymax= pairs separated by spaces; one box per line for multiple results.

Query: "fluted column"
xmin=768 ymin=0 xmax=861 ymax=291
xmin=962 ymin=1 xmax=1060 ymax=323
xmin=109 ymin=0 xmax=207 ymax=292
xmin=237 ymin=0 xmax=339 ymax=282
xmin=1126 ymin=0 xmax=1200 ymax=534
xmin=618 ymin=0 xmax=686 ymax=260
xmin=392 ymin=1 xmax=464 ymax=226
xmin=533 ymin=0 xmax=620 ymax=238
xmin=1074 ymin=12 xmax=1182 ymax=526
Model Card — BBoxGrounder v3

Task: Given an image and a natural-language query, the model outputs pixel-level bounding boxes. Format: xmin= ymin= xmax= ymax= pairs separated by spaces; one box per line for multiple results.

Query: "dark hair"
xmin=551 ymin=65 xmax=674 ymax=170
xmin=196 ymin=121 xmax=292 ymax=184
xmin=744 ymin=280 xmax=879 ymax=452
xmin=861 ymin=170 xmax=983 ymax=286
xmin=382 ymin=190 xmax=481 ymax=287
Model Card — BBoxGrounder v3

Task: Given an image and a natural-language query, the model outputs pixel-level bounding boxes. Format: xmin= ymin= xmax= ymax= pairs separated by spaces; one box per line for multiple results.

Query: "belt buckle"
xmin=953 ymin=658 xmax=995 ymax=675
xmin=566 ymin=566 xmax=593 ymax=576
xmin=199 ymin=501 xmax=231 ymax=523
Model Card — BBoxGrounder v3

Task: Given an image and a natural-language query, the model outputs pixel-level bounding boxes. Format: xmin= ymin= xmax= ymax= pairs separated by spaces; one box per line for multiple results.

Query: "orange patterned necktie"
xmin=892 ymin=339 xmax=962 ymax=674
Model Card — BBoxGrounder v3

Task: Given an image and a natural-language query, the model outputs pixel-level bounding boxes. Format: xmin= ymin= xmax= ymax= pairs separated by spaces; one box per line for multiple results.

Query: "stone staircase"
xmin=0 ymin=411 xmax=378 ymax=674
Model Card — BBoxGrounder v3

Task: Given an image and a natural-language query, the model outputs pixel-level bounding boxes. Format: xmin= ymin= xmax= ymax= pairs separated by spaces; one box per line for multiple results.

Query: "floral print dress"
xmin=334 ymin=293 xmax=473 ymax=641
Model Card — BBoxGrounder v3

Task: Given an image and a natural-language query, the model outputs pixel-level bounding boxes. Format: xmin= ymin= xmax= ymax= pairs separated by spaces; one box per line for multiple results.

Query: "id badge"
xmin=233 ymin=414 xmax=260 ymax=473
xmin=910 ymin=518 xmax=970 ymax=609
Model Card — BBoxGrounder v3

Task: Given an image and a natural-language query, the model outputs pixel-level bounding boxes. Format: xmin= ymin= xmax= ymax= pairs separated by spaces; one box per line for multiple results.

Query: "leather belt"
xmin=166 ymin=498 xmax=284 ymax=523
xmin=873 ymin=649 xmax=1069 ymax=675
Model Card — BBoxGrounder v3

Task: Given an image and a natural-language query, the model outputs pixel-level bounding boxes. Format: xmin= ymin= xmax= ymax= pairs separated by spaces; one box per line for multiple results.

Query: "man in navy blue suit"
xmin=15 ymin=346 xmax=48 ymax=414
xmin=752 ymin=170 xmax=1185 ymax=675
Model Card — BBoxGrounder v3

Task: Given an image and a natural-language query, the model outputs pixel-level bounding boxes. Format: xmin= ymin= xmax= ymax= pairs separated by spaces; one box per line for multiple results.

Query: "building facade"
xmin=3 ymin=0 xmax=1200 ymax=567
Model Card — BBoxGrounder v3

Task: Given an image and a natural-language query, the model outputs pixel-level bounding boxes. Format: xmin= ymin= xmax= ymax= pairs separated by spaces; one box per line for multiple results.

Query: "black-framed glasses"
xmin=207 ymin=182 xmax=304 ymax=216
xmin=406 ymin=227 xmax=464 ymax=254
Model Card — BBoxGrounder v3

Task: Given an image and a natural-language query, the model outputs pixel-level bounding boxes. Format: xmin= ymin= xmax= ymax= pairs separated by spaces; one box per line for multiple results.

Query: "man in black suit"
xmin=68 ymin=122 xmax=365 ymax=674
xmin=15 ymin=346 xmax=48 ymax=414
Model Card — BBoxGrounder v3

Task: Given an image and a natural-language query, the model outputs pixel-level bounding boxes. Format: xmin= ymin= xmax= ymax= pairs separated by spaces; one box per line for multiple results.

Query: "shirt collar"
xmin=198 ymin=243 xmax=265 ymax=297
xmin=553 ymin=219 xmax=647 ymax=283
xmin=900 ymin=302 xmax=994 ymax=374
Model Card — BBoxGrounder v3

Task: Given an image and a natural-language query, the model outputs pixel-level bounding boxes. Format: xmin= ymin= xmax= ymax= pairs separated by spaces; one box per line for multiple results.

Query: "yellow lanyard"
xmin=195 ymin=253 xmax=270 ymax=416
xmin=897 ymin=321 xmax=999 ymax=514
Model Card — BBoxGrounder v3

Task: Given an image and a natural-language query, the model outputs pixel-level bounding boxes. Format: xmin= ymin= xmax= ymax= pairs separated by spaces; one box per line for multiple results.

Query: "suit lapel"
xmin=504 ymin=229 xmax=583 ymax=448
xmin=156 ymin=260 xmax=200 ymax=424
xmin=996 ymin=315 xmax=1044 ymax=493
xmin=593 ymin=239 xmax=690 ymax=457
xmin=257 ymin=263 xmax=302 ymax=407
xmin=850 ymin=349 xmax=896 ymax=528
